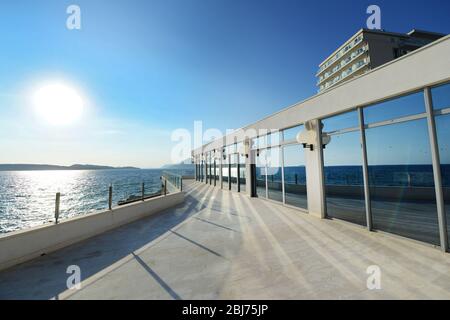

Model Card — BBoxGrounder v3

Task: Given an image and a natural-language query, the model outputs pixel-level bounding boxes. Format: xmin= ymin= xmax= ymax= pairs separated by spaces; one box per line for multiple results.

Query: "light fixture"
xmin=296 ymin=121 xmax=332 ymax=151
xmin=239 ymin=143 xmax=250 ymax=158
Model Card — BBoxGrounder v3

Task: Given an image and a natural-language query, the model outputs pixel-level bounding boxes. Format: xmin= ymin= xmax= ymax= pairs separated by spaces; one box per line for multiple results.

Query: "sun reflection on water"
xmin=0 ymin=169 xmax=164 ymax=234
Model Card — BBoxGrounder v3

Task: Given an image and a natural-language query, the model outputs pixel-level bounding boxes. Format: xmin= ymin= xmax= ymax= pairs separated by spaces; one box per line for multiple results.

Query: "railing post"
xmin=55 ymin=192 xmax=60 ymax=224
xmin=164 ymin=178 xmax=167 ymax=196
xmin=181 ymin=176 xmax=183 ymax=192
xmin=109 ymin=184 xmax=113 ymax=210
xmin=142 ymin=182 xmax=145 ymax=201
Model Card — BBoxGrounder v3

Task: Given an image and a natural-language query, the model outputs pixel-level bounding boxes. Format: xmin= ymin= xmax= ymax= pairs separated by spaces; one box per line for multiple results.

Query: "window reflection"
xmin=267 ymin=147 xmax=283 ymax=202
xmin=365 ymin=118 xmax=440 ymax=245
xmin=322 ymin=110 xmax=359 ymax=132
xmin=323 ymin=130 xmax=366 ymax=226
xmin=239 ymin=154 xmax=246 ymax=193
xmin=282 ymin=125 xmax=303 ymax=142
xmin=364 ymin=92 xmax=425 ymax=124
xmin=283 ymin=144 xmax=307 ymax=209
xmin=256 ymin=149 xmax=267 ymax=198
xmin=432 ymin=82 xmax=450 ymax=110
xmin=230 ymin=153 xmax=238 ymax=191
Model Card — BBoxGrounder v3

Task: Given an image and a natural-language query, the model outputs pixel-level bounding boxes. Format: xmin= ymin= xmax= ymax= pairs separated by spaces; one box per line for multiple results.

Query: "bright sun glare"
xmin=33 ymin=83 xmax=84 ymax=126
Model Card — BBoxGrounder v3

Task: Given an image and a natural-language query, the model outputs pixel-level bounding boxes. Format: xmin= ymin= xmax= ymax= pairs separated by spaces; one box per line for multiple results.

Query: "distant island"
xmin=161 ymin=163 xmax=194 ymax=170
xmin=0 ymin=164 xmax=140 ymax=171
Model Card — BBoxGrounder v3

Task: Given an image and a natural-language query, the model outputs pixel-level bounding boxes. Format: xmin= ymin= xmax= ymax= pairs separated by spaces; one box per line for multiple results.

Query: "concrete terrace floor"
xmin=1 ymin=180 xmax=450 ymax=299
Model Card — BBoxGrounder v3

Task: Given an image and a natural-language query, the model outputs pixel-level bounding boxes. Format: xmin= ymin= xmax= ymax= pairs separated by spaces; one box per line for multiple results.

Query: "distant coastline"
xmin=0 ymin=164 xmax=140 ymax=171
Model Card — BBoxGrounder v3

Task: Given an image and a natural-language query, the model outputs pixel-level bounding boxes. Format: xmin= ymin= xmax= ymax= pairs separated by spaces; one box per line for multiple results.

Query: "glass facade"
xmin=364 ymin=95 xmax=440 ymax=245
xmin=239 ymin=154 xmax=246 ymax=193
xmin=363 ymin=91 xmax=425 ymax=124
xmin=213 ymin=155 xmax=219 ymax=186
xmin=283 ymin=144 xmax=307 ymax=209
xmin=267 ymin=147 xmax=283 ymax=202
xmin=230 ymin=153 xmax=238 ymax=192
xmin=322 ymin=110 xmax=366 ymax=226
xmin=194 ymin=81 xmax=450 ymax=249
xmin=208 ymin=151 xmax=213 ymax=185
xmin=256 ymin=148 xmax=267 ymax=198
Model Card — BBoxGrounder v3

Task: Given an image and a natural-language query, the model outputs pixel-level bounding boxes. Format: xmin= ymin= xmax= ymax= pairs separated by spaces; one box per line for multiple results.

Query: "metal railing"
xmin=161 ymin=171 xmax=183 ymax=193
xmin=52 ymin=179 xmax=165 ymax=225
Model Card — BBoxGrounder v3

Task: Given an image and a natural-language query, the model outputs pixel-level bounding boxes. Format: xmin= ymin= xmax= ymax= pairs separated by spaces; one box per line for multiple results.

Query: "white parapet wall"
xmin=0 ymin=192 xmax=185 ymax=272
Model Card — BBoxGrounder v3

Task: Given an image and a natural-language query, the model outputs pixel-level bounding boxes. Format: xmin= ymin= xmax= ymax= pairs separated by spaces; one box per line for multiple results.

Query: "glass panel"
xmin=251 ymin=137 xmax=258 ymax=150
xmin=432 ymin=82 xmax=450 ymax=110
xmin=236 ymin=142 xmax=243 ymax=157
xmin=268 ymin=131 xmax=281 ymax=147
xmin=213 ymin=156 xmax=218 ymax=186
xmin=200 ymin=160 xmax=204 ymax=182
xmin=202 ymin=158 xmax=207 ymax=182
xmin=239 ymin=154 xmax=246 ymax=193
xmin=266 ymin=147 xmax=283 ymax=202
xmin=222 ymin=154 xmax=229 ymax=188
xmin=365 ymin=119 xmax=440 ymax=245
xmin=435 ymin=113 xmax=450 ymax=245
xmin=256 ymin=149 xmax=267 ymax=198
xmin=208 ymin=152 xmax=213 ymax=185
xmin=323 ymin=131 xmax=366 ymax=226
xmin=283 ymin=125 xmax=303 ymax=142
xmin=254 ymin=134 xmax=269 ymax=150
xmin=364 ymin=92 xmax=425 ymax=124
xmin=230 ymin=154 xmax=238 ymax=192
xmin=283 ymin=145 xmax=307 ymax=209
xmin=322 ymin=110 xmax=359 ymax=132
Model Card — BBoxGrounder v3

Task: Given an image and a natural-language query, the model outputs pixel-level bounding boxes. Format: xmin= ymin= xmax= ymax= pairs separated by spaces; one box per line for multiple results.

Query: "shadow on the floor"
xmin=0 ymin=183 xmax=208 ymax=300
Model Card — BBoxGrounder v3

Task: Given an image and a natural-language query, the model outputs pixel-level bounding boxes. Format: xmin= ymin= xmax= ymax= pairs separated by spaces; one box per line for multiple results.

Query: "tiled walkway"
xmin=1 ymin=180 xmax=449 ymax=299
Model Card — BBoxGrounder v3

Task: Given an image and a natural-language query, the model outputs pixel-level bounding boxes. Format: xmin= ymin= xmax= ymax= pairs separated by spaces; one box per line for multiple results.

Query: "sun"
xmin=33 ymin=83 xmax=84 ymax=126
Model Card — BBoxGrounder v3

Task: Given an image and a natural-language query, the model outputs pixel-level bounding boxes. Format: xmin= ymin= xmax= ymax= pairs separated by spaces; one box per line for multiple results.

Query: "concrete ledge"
xmin=0 ymin=192 xmax=185 ymax=272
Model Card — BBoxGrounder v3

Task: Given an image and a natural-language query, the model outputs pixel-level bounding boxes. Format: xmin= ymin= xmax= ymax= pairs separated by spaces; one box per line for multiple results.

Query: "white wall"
xmin=0 ymin=192 xmax=184 ymax=272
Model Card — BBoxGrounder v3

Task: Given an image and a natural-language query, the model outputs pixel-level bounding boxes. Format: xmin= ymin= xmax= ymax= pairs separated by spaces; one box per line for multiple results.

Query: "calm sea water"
xmin=0 ymin=169 xmax=192 ymax=234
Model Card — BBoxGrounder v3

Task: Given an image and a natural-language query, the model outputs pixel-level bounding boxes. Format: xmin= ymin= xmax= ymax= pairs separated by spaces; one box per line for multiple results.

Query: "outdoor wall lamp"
xmin=296 ymin=121 xmax=331 ymax=151
xmin=239 ymin=143 xmax=250 ymax=158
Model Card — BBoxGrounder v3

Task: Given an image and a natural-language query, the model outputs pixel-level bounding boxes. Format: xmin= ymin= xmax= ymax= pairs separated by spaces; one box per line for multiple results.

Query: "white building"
xmin=317 ymin=29 xmax=445 ymax=92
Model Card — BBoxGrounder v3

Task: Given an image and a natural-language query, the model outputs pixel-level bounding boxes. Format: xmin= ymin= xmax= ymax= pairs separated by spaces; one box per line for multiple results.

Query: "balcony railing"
xmin=317 ymin=44 xmax=368 ymax=86
xmin=319 ymin=56 xmax=370 ymax=92
xmin=317 ymin=34 xmax=364 ymax=76
xmin=161 ymin=171 xmax=183 ymax=193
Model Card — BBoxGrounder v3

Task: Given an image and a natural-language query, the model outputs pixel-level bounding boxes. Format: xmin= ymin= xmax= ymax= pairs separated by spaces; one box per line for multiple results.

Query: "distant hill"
xmin=0 ymin=164 xmax=140 ymax=171
xmin=161 ymin=163 xmax=194 ymax=170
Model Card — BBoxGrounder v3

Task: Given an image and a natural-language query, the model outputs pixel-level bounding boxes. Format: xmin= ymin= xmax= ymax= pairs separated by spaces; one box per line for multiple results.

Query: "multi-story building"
xmin=317 ymin=29 xmax=445 ymax=92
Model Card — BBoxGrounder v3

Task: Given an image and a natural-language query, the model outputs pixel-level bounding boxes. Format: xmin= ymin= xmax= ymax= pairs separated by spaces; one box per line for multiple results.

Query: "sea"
xmin=0 ymin=169 xmax=193 ymax=234
xmin=1 ymin=165 xmax=449 ymax=234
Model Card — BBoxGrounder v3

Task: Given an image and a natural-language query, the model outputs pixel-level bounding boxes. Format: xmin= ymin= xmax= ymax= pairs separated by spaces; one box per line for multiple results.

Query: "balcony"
xmin=316 ymin=34 xmax=364 ymax=77
xmin=317 ymin=43 xmax=369 ymax=87
xmin=319 ymin=56 xmax=370 ymax=92
xmin=1 ymin=180 xmax=449 ymax=299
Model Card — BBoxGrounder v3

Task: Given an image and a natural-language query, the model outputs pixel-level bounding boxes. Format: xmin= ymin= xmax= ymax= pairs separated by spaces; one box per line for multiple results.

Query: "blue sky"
xmin=0 ymin=0 xmax=449 ymax=167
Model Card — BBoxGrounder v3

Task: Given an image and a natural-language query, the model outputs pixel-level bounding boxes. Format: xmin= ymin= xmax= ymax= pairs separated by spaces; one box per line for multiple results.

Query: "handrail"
xmin=161 ymin=171 xmax=183 ymax=192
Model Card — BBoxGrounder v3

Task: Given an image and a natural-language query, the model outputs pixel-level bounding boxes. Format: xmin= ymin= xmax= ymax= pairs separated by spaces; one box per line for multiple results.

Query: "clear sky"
xmin=0 ymin=0 xmax=449 ymax=168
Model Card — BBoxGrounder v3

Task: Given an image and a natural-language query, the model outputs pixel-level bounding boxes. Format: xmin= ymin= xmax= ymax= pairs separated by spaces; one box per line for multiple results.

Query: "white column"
xmin=305 ymin=119 xmax=326 ymax=218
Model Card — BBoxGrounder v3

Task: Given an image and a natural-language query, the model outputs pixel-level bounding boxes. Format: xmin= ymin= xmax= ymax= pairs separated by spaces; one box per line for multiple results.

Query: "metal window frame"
xmin=425 ymin=87 xmax=448 ymax=252
xmin=317 ymin=88 xmax=448 ymax=249
xmin=358 ymin=107 xmax=373 ymax=231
